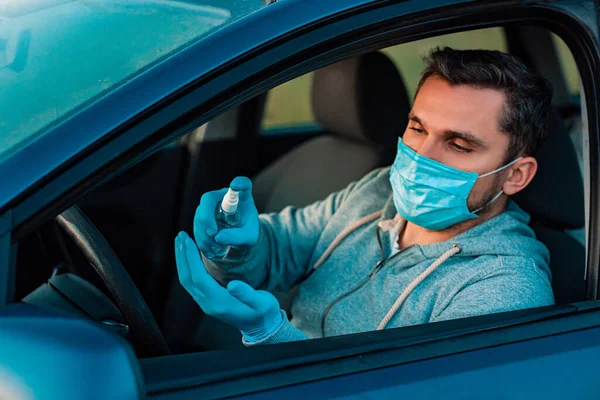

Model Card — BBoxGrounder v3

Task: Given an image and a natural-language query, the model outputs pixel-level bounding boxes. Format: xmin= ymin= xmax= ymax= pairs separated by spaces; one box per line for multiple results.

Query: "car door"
xmin=137 ymin=0 xmax=600 ymax=398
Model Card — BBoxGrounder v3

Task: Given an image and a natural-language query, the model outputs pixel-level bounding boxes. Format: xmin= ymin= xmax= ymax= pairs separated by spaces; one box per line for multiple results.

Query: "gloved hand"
xmin=175 ymin=231 xmax=282 ymax=342
xmin=194 ymin=176 xmax=260 ymax=259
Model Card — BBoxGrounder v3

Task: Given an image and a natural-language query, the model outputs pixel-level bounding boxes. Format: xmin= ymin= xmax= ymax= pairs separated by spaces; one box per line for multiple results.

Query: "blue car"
xmin=1 ymin=0 xmax=599 ymax=398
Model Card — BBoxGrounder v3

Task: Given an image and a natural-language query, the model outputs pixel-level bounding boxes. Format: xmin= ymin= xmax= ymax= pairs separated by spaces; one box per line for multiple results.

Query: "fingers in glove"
xmin=175 ymin=232 xmax=193 ymax=291
xmin=214 ymin=225 xmax=256 ymax=246
xmin=194 ymin=188 xmax=228 ymax=240
xmin=229 ymin=176 xmax=253 ymax=201
xmin=227 ymin=280 xmax=269 ymax=311
xmin=182 ymin=233 xmax=228 ymax=300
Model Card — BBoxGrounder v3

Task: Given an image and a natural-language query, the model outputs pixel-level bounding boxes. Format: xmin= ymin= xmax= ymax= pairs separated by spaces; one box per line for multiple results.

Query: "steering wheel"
xmin=55 ymin=206 xmax=169 ymax=357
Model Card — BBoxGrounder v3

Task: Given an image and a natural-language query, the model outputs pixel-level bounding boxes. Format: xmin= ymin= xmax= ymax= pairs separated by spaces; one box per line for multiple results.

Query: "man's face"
xmin=402 ymin=75 xmax=511 ymax=213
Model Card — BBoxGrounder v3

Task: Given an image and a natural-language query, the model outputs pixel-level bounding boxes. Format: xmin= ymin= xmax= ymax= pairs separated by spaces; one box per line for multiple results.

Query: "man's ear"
xmin=503 ymin=156 xmax=537 ymax=196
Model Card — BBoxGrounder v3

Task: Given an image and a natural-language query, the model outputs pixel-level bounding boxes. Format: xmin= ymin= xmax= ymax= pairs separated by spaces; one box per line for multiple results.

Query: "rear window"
xmin=382 ymin=27 xmax=507 ymax=98
xmin=552 ymin=33 xmax=580 ymax=96
xmin=260 ymin=27 xmax=506 ymax=136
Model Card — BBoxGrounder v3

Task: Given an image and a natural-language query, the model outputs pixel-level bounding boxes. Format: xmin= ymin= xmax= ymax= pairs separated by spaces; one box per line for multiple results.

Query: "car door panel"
xmin=232 ymin=327 xmax=600 ymax=399
xmin=141 ymin=305 xmax=600 ymax=399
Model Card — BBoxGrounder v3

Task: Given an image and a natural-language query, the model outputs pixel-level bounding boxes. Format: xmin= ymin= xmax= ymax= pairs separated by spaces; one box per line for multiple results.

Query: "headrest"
xmin=513 ymin=109 xmax=584 ymax=229
xmin=311 ymin=52 xmax=410 ymax=149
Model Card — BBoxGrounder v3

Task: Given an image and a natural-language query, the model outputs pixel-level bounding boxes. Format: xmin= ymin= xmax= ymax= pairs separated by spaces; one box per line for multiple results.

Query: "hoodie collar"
xmin=376 ymin=195 xmax=406 ymax=258
xmin=379 ymin=194 xmax=399 ymax=222
xmin=419 ymin=199 xmax=537 ymax=259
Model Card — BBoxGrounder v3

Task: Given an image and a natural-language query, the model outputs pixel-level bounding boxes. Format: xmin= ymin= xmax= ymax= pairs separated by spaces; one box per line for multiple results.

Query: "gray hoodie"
xmin=205 ymin=167 xmax=554 ymax=345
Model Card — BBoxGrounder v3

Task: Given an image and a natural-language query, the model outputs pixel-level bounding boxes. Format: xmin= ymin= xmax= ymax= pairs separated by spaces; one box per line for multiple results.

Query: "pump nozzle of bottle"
xmin=220 ymin=188 xmax=239 ymax=213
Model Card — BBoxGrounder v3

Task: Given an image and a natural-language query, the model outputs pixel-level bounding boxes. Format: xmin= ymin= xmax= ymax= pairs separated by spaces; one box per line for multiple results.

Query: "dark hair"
xmin=416 ymin=47 xmax=553 ymax=162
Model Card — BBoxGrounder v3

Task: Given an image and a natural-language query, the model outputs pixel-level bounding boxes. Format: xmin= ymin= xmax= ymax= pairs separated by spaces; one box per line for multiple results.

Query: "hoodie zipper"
xmin=320 ymin=227 xmax=417 ymax=337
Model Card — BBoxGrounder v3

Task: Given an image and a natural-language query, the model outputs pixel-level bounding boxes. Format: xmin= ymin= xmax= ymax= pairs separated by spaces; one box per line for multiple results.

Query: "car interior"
xmin=13 ymin=24 xmax=588 ymax=357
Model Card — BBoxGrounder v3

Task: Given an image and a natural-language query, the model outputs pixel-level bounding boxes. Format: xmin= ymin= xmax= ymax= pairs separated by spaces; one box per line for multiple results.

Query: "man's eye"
xmin=410 ymin=127 xmax=424 ymax=134
xmin=450 ymin=142 xmax=473 ymax=153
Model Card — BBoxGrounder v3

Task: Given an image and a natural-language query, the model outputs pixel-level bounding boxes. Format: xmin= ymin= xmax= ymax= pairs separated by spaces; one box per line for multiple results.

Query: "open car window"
xmin=14 ymin=19 xmax=587 ymax=347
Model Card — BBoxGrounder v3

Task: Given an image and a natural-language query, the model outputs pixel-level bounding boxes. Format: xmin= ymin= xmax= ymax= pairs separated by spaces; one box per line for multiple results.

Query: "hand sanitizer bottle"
xmin=208 ymin=188 xmax=245 ymax=261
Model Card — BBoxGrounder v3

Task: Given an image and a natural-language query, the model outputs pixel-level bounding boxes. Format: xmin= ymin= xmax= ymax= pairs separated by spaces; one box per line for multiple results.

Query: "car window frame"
xmin=1 ymin=0 xmax=600 ymax=396
xmin=0 ymin=210 xmax=12 ymax=305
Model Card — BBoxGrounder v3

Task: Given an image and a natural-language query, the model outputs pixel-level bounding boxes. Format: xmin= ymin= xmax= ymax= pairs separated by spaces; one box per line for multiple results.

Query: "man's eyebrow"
xmin=445 ymin=130 xmax=488 ymax=148
xmin=408 ymin=112 xmax=487 ymax=148
xmin=408 ymin=112 xmax=422 ymax=125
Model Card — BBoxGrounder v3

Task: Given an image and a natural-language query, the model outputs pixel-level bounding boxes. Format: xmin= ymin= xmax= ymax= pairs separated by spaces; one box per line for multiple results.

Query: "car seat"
xmin=513 ymin=109 xmax=586 ymax=304
xmin=253 ymin=51 xmax=411 ymax=212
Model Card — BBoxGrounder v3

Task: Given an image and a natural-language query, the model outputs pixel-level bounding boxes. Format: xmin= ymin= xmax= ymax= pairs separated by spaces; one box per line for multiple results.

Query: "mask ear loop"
xmin=471 ymin=157 xmax=523 ymax=214
xmin=478 ymin=157 xmax=523 ymax=178
xmin=472 ymin=190 xmax=504 ymax=214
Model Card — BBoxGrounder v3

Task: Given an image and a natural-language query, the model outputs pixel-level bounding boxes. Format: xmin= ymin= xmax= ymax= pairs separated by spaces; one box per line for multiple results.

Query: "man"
xmin=175 ymin=47 xmax=555 ymax=346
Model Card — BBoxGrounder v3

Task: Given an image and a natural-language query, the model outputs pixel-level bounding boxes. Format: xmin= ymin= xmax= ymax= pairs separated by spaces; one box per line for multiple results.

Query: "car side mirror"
xmin=0 ymin=304 xmax=143 ymax=399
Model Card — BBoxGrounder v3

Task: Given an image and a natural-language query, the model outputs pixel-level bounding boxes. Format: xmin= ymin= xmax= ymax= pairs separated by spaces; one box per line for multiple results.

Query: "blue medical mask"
xmin=389 ymin=138 xmax=521 ymax=231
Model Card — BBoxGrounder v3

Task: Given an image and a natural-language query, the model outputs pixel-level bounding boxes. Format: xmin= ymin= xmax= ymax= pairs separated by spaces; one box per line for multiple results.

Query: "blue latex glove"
xmin=175 ymin=231 xmax=283 ymax=342
xmin=193 ymin=176 xmax=259 ymax=259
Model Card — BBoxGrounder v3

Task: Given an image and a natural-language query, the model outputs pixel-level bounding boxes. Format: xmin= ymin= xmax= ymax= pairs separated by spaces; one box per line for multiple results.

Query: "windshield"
xmin=0 ymin=0 xmax=264 ymax=163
